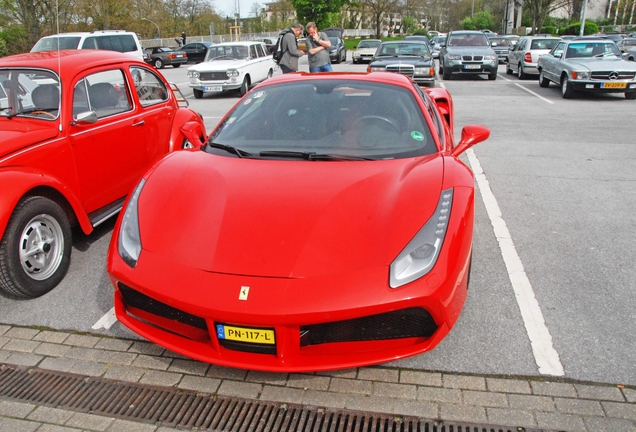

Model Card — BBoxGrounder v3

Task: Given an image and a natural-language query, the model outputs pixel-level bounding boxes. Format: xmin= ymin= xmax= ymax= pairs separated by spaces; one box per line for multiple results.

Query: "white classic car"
xmin=187 ymin=41 xmax=276 ymax=98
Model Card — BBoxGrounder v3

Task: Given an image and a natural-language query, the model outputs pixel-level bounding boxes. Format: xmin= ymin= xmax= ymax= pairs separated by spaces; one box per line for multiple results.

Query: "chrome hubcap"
xmin=19 ymin=214 xmax=64 ymax=280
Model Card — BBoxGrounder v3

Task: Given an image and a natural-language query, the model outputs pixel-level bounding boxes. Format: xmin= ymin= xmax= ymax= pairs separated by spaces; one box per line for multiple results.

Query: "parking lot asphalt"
xmin=1 ymin=324 xmax=635 ymax=432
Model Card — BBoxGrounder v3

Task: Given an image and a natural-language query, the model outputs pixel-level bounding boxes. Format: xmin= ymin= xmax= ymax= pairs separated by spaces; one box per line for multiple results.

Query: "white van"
xmin=31 ymin=31 xmax=144 ymax=61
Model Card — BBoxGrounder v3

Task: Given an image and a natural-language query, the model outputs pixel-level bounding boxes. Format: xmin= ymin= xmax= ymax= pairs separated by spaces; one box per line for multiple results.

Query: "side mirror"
xmin=179 ymin=121 xmax=206 ymax=149
xmin=71 ymin=111 xmax=98 ymax=125
xmin=452 ymin=125 xmax=490 ymax=157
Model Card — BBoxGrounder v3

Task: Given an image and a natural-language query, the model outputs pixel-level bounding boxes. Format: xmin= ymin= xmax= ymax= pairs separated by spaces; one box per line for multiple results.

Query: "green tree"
xmin=290 ymin=0 xmax=346 ymax=28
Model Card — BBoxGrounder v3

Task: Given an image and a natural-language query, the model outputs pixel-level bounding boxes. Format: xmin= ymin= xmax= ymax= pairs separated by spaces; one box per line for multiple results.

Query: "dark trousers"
xmin=280 ymin=64 xmax=295 ymax=74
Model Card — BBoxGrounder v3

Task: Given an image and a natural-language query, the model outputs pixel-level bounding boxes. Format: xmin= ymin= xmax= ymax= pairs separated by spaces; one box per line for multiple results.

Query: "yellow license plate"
xmin=216 ymin=324 xmax=275 ymax=344
xmin=601 ymin=82 xmax=626 ymax=88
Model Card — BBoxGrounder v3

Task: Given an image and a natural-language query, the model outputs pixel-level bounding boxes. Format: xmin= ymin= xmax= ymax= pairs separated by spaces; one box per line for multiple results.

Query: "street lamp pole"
xmin=141 ymin=18 xmax=161 ymax=39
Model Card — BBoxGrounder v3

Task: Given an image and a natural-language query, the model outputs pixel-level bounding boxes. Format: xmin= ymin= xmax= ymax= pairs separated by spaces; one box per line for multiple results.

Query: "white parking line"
xmin=514 ymin=83 xmax=555 ymax=104
xmin=92 ymin=307 xmax=117 ymax=330
xmin=466 ymin=149 xmax=565 ymax=376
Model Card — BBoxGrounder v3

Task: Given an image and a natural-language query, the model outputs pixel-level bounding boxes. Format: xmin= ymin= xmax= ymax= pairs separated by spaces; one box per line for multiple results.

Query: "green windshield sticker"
xmin=411 ymin=131 xmax=424 ymax=141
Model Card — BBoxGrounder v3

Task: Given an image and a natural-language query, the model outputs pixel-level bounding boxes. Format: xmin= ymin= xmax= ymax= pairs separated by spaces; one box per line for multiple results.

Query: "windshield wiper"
xmin=259 ymin=150 xmax=374 ymax=161
xmin=207 ymin=142 xmax=253 ymax=158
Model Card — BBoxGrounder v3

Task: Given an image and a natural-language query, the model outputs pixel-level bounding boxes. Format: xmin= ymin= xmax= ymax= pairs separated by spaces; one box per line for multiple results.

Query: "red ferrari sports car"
xmin=0 ymin=50 xmax=205 ymax=298
xmin=107 ymin=72 xmax=490 ymax=371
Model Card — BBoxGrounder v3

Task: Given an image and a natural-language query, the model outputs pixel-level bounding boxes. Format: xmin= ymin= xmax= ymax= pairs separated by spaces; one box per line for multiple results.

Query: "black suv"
xmin=438 ymin=30 xmax=498 ymax=80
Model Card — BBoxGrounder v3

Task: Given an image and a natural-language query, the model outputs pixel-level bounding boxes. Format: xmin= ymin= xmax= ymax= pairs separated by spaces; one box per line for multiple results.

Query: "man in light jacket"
xmin=279 ymin=24 xmax=305 ymax=73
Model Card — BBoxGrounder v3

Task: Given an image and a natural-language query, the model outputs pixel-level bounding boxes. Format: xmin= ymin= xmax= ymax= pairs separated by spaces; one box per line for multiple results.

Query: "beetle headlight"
xmin=118 ymin=179 xmax=145 ymax=268
xmin=390 ymin=189 xmax=453 ymax=288
xmin=187 ymin=70 xmax=200 ymax=79
xmin=226 ymin=69 xmax=240 ymax=78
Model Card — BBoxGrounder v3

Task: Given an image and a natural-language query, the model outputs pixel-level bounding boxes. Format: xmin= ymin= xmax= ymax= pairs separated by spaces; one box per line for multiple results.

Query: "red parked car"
xmin=107 ymin=72 xmax=489 ymax=372
xmin=0 ymin=50 xmax=206 ymax=298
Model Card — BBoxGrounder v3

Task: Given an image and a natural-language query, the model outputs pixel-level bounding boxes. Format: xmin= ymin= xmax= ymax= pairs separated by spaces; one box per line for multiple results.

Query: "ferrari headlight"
xmin=446 ymin=54 xmax=461 ymax=60
xmin=187 ymin=70 xmax=200 ymax=79
xmin=390 ymin=188 xmax=453 ymax=288
xmin=370 ymin=66 xmax=385 ymax=72
xmin=118 ymin=178 xmax=145 ymax=268
xmin=571 ymin=71 xmax=590 ymax=80
xmin=226 ymin=69 xmax=240 ymax=78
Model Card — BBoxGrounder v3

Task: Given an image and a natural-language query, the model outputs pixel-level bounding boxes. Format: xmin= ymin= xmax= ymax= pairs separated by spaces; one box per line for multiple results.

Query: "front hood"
xmin=445 ymin=46 xmax=495 ymax=56
xmin=356 ymin=48 xmax=378 ymax=55
xmin=188 ymin=59 xmax=247 ymax=72
xmin=566 ymin=57 xmax=636 ymax=71
xmin=371 ymin=57 xmax=433 ymax=67
xmin=0 ymin=120 xmax=59 ymax=157
xmin=139 ymin=151 xmax=446 ymax=278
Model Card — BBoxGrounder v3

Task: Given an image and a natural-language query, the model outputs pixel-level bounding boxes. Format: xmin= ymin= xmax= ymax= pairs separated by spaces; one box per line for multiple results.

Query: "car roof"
xmin=450 ymin=30 xmax=488 ymax=35
xmin=39 ymin=30 xmax=136 ymax=38
xmin=381 ymin=40 xmax=428 ymax=45
xmin=0 ymin=49 xmax=146 ymax=73
xmin=212 ymin=41 xmax=263 ymax=47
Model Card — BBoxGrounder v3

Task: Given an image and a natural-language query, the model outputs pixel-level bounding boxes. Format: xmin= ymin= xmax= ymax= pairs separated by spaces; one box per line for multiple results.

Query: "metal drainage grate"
xmin=1 ymin=363 xmax=552 ymax=432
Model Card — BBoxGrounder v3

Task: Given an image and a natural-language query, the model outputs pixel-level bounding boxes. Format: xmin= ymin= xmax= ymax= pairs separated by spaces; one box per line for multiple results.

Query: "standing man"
xmin=181 ymin=31 xmax=187 ymax=46
xmin=279 ymin=23 xmax=305 ymax=74
xmin=305 ymin=22 xmax=332 ymax=73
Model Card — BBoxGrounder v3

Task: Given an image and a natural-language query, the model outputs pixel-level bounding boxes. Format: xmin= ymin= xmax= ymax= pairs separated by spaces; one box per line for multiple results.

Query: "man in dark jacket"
xmin=279 ymin=24 xmax=305 ymax=73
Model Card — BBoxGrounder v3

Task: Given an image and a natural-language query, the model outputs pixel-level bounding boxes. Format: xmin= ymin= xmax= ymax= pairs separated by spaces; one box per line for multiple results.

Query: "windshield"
xmin=490 ymin=38 xmax=511 ymax=46
xmin=31 ymin=36 xmax=81 ymax=52
xmin=377 ymin=43 xmax=430 ymax=56
xmin=530 ymin=39 xmax=560 ymax=50
xmin=358 ymin=40 xmax=381 ymax=49
xmin=565 ymin=42 xmax=621 ymax=58
xmin=447 ymin=33 xmax=489 ymax=47
xmin=0 ymin=69 xmax=60 ymax=119
xmin=207 ymin=80 xmax=435 ymax=161
xmin=205 ymin=45 xmax=249 ymax=61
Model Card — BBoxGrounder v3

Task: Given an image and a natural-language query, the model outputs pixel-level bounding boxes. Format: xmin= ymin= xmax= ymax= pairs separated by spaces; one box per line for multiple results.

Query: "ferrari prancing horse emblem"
xmin=239 ymin=286 xmax=250 ymax=300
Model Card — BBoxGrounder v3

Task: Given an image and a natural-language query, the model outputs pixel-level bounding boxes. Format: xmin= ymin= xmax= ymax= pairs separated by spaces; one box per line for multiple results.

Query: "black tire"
xmin=539 ymin=70 xmax=550 ymax=87
xmin=193 ymin=89 xmax=203 ymax=99
xmin=239 ymin=76 xmax=250 ymax=96
xmin=506 ymin=63 xmax=513 ymax=75
xmin=173 ymin=64 xmax=181 ymax=68
xmin=561 ymin=76 xmax=575 ymax=99
xmin=0 ymin=196 xmax=72 ymax=298
xmin=625 ymin=91 xmax=636 ymax=100
xmin=442 ymin=63 xmax=451 ymax=80
xmin=488 ymin=71 xmax=497 ymax=80
xmin=154 ymin=58 xmax=164 ymax=69
xmin=517 ymin=63 xmax=527 ymax=80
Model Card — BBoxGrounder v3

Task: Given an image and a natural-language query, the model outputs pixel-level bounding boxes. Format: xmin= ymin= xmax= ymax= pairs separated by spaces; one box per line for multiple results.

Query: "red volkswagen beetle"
xmin=0 ymin=50 xmax=206 ymax=298
xmin=107 ymin=72 xmax=489 ymax=371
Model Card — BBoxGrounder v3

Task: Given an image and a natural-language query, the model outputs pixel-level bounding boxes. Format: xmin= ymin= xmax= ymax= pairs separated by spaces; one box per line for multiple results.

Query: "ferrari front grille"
xmin=118 ymin=283 xmax=208 ymax=331
xmin=386 ymin=65 xmax=415 ymax=77
xmin=199 ymin=71 xmax=227 ymax=81
xmin=299 ymin=308 xmax=437 ymax=347
xmin=590 ymin=71 xmax=636 ymax=80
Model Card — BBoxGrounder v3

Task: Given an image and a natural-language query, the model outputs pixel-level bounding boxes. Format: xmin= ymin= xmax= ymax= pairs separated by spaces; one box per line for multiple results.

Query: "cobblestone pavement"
xmin=0 ymin=323 xmax=634 ymax=432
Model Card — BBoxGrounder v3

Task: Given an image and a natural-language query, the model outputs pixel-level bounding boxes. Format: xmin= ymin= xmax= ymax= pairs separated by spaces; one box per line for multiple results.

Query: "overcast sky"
xmin=216 ymin=0 xmax=264 ymax=18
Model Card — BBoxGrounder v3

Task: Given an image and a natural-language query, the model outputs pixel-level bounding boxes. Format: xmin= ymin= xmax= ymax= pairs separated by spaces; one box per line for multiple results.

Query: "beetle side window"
xmin=130 ymin=67 xmax=169 ymax=106
xmin=74 ymin=69 xmax=132 ymax=119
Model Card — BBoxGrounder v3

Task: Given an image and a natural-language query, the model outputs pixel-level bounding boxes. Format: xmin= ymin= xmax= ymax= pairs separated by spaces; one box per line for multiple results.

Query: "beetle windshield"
xmin=207 ymin=79 xmax=436 ymax=160
xmin=0 ymin=69 xmax=60 ymax=119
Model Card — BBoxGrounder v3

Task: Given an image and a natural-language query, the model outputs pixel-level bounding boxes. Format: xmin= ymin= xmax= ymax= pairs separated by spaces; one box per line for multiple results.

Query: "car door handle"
xmin=132 ymin=120 xmax=145 ymax=127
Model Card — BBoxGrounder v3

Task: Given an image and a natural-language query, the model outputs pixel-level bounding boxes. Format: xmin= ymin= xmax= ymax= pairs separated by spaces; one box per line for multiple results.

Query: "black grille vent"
xmin=118 ymin=283 xmax=208 ymax=331
xmin=300 ymin=308 xmax=437 ymax=347
xmin=462 ymin=56 xmax=484 ymax=61
xmin=200 ymin=71 xmax=228 ymax=81
xmin=0 ymin=364 xmax=553 ymax=432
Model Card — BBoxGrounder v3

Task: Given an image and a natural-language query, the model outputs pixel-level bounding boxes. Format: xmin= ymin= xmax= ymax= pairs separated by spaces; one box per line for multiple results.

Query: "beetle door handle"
xmin=132 ymin=120 xmax=145 ymax=127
